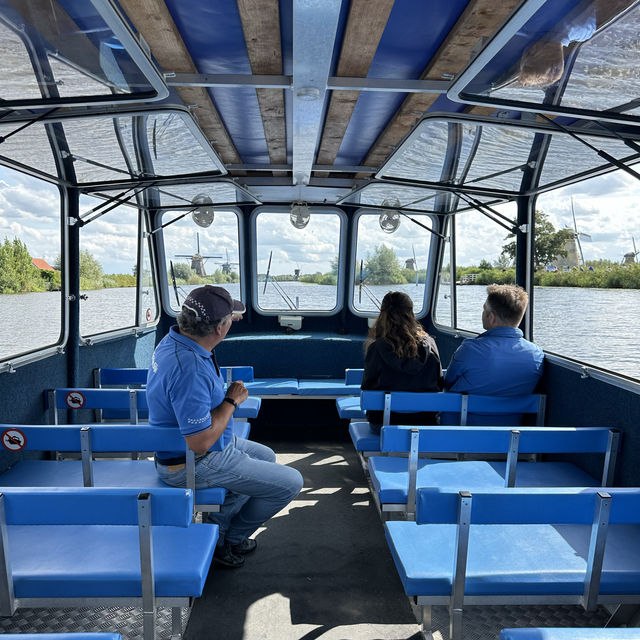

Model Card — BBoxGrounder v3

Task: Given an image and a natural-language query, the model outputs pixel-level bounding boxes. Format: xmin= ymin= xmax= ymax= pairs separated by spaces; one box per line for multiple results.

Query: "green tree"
xmin=478 ymin=259 xmax=492 ymax=270
xmin=364 ymin=245 xmax=406 ymax=285
xmin=170 ymin=262 xmax=192 ymax=282
xmin=79 ymin=249 xmax=103 ymax=284
xmin=501 ymin=210 xmax=574 ymax=270
xmin=0 ymin=237 xmax=46 ymax=293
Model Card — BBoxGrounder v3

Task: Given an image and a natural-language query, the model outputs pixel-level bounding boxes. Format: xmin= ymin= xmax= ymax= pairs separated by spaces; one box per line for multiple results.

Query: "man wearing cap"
xmin=146 ymin=285 xmax=303 ymax=568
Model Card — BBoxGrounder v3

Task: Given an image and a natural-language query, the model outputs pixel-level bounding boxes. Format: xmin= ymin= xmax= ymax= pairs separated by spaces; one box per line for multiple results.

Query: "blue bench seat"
xmin=500 ymin=630 xmax=640 ymax=640
xmin=9 ymin=522 xmax=215 ymax=598
xmin=244 ymin=378 xmax=299 ymax=395
xmin=370 ymin=458 xmax=599 ymax=505
xmin=349 ymin=421 xmax=381 ymax=452
xmin=297 ymin=379 xmax=361 ymax=396
xmin=337 ymin=396 xmax=365 ymax=420
xmin=384 ymin=487 xmax=640 ymax=640
xmin=0 ymin=488 xmax=217 ymax=640
xmin=2 ymin=632 xmax=122 ymax=640
xmin=385 ymin=520 xmax=640 ymax=597
xmin=1 ymin=459 xmax=227 ymax=506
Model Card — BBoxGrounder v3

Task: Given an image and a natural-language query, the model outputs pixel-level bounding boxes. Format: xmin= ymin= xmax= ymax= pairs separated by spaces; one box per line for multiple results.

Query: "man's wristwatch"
xmin=223 ymin=397 xmax=238 ymax=409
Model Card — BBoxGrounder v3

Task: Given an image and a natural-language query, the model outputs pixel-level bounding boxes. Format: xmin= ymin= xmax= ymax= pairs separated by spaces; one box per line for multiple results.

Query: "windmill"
xmin=623 ymin=237 xmax=639 ymax=264
xmin=175 ymin=233 xmax=222 ymax=277
xmin=556 ymin=197 xmax=591 ymax=269
xmin=404 ymin=244 xmax=419 ymax=286
xmin=214 ymin=248 xmax=240 ymax=275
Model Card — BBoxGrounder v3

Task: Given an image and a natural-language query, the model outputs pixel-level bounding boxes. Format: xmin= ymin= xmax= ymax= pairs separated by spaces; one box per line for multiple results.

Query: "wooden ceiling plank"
xmin=316 ymin=0 xmax=395 ymax=172
xmin=362 ymin=0 xmax=522 ymax=172
xmin=117 ymin=0 xmax=241 ymax=165
xmin=237 ymin=0 xmax=286 ymax=167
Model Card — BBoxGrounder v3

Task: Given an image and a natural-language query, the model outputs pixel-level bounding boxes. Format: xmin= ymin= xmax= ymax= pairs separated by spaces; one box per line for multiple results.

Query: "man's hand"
xmin=226 ymin=380 xmax=249 ymax=406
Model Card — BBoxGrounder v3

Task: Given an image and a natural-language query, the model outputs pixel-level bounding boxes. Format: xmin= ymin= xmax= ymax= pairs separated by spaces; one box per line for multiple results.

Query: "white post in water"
xmin=296 ymin=296 xmax=299 ymax=309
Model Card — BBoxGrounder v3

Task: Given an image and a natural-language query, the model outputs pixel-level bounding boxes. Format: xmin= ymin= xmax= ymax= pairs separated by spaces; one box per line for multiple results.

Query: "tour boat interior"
xmin=1 ymin=0 xmax=640 ymax=638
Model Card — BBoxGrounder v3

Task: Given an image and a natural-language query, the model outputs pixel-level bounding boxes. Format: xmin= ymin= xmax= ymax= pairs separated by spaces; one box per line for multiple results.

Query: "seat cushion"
xmin=349 ymin=421 xmax=380 ymax=452
xmin=336 ymin=396 xmax=365 ymax=419
xmin=500 ymin=629 xmax=640 ymax=640
xmin=385 ymin=521 xmax=640 ymax=597
xmin=244 ymin=378 xmax=298 ymax=395
xmin=8 ymin=522 xmax=217 ymax=598
xmin=1 ymin=460 xmax=227 ymax=505
xmin=297 ymin=379 xmax=361 ymax=396
xmin=369 ymin=458 xmax=599 ymax=505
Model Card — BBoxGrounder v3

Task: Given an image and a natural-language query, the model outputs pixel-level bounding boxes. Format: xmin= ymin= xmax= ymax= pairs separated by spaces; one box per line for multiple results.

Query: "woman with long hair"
xmin=361 ymin=291 xmax=443 ymax=431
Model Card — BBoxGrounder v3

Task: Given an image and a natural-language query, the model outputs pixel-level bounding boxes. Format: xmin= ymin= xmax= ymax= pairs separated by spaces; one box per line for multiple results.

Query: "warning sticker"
xmin=146 ymin=308 xmax=152 ymax=322
xmin=2 ymin=428 xmax=26 ymax=451
xmin=65 ymin=390 xmax=86 ymax=409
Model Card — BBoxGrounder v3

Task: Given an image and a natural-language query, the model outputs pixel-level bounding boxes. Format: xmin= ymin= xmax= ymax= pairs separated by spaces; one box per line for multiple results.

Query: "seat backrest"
xmin=48 ymin=388 xmax=146 ymax=424
xmin=344 ymin=368 xmax=363 ymax=385
xmin=0 ymin=487 xmax=193 ymax=526
xmin=94 ymin=367 xmax=148 ymax=387
xmin=415 ymin=486 xmax=640 ymax=525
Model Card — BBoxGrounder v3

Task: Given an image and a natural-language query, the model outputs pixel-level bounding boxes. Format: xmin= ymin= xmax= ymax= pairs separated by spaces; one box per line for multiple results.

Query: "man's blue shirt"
xmin=147 ymin=326 xmax=234 ymax=460
xmin=443 ymin=326 xmax=544 ymax=424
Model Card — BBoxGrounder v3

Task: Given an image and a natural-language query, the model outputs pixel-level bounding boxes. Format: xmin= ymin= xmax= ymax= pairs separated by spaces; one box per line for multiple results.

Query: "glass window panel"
xmin=64 ymin=116 xmax=137 ymax=183
xmin=0 ymin=0 xmax=166 ymax=107
xmin=162 ymin=208 xmax=242 ymax=313
xmin=0 ymin=166 xmax=62 ymax=361
xmin=452 ymin=203 xmax=518 ymax=333
xmin=146 ymin=112 xmax=225 ymax=176
xmin=79 ymin=195 xmax=140 ymax=336
xmin=351 ymin=210 xmax=432 ymax=315
xmin=0 ymin=121 xmax=57 ymax=179
xmin=255 ymin=208 xmax=342 ymax=313
xmin=450 ymin=0 xmax=640 ymax=124
xmin=533 ymin=171 xmax=640 ymax=380
xmin=0 ymin=18 xmax=42 ymax=101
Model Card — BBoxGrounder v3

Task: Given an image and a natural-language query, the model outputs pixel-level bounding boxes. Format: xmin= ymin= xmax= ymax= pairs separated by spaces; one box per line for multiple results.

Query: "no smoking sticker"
xmin=2 ymin=428 xmax=26 ymax=451
xmin=65 ymin=390 xmax=86 ymax=409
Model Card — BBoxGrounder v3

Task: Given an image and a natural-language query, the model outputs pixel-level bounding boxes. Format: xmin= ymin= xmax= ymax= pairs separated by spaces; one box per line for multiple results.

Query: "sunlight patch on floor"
xmin=351 ymin=487 xmax=369 ymax=494
xmin=304 ymin=487 xmax=342 ymax=494
xmin=244 ymin=593 xmax=421 ymax=640
xmin=310 ymin=455 xmax=348 ymax=466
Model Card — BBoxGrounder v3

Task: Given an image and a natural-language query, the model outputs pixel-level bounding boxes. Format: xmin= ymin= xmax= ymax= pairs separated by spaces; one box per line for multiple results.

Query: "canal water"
xmin=1 ymin=284 xmax=639 ymax=380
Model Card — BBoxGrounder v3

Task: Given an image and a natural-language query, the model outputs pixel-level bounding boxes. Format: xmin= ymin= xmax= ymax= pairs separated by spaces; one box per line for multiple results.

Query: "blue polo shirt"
xmin=443 ymin=326 xmax=544 ymax=425
xmin=147 ymin=325 xmax=234 ymax=461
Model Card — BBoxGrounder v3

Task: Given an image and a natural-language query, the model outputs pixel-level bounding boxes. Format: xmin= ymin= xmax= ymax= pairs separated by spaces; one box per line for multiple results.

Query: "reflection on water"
xmin=1 ymin=284 xmax=639 ymax=380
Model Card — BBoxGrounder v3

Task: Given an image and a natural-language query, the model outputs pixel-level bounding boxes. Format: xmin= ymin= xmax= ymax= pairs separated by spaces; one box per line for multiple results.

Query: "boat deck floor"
xmin=0 ymin=429 xmax=613 ymax=639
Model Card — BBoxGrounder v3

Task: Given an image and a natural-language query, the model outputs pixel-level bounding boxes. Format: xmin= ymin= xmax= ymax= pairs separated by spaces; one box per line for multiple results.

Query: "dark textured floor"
xmin=185 ymin=430 xmax=423 ymax=640
xmin=185 ymin=427 xmax=613 ymax=640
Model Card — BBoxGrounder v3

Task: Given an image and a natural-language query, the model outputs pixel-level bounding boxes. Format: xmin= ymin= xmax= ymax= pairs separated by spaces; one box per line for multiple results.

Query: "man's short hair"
xmin=486 ymin=284 xmax=528 ymax=326
xmin=177 ymin=308 xmax=231 ymax=337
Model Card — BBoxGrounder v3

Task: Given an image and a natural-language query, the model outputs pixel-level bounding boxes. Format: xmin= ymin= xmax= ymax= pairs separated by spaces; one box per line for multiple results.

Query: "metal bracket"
xmin=518 ymin=223 xmax=529 ymax=233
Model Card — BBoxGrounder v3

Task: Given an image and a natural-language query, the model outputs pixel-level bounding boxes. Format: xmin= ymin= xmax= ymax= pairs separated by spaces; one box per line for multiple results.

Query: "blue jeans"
xmin=155 ymin=436 xmax=303 ymax=545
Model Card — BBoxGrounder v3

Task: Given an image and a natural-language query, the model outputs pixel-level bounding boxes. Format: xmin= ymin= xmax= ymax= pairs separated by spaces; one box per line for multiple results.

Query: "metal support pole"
xmin=0 ymin=495 xmax=16 ymax=616
xmin=80 ymin=427 xmax=94 ymax=487
xmin=185 ymin=448 xmax=197 ymax=522
xmin=407 ymin=428 xmax=420 ymax=519
xmin=137 ymin=492 xmax=156 ymax=640
xmin=450 ymin=491 xmax=472 ymax=640
xmin=505 ymin=430 xmax=520 ymax=488
xmin=601 ymin=430 xmax=620 ymax=487
xmin=583 ymin=491 xmax=611 ymax=611
xmin=383 ymin=393 xmax=392 ymax=426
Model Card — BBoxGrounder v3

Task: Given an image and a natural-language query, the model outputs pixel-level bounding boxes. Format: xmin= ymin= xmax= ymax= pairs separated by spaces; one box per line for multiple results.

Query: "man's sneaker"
xmin=230 ymin=538 xmax=257 ymax=556
xmin=213 ymin=543 xmax=245 ymax=569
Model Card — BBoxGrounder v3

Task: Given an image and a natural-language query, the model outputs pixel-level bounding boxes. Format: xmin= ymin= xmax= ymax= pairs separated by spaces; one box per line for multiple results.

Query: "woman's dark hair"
xmin=177 ymin=308 xmax=231 ymax=337
xmin=366 ymin=291 xmax=428 ymax=359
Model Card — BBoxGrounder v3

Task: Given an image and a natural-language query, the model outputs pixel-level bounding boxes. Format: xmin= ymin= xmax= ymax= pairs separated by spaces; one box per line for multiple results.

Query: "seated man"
xmin=442 ymin=284 xmax=544 ymax=425
xmin=147 ymin=285 xmax=303 ymax=569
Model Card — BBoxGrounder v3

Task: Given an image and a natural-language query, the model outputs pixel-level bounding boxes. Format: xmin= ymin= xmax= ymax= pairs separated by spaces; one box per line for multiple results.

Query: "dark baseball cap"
xmin=182 ymin=286 xmax=245 ymax=323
